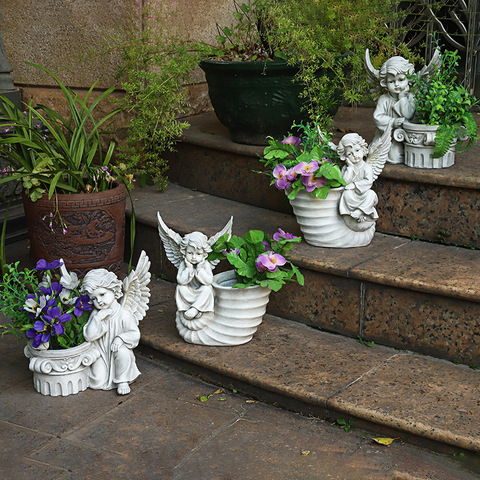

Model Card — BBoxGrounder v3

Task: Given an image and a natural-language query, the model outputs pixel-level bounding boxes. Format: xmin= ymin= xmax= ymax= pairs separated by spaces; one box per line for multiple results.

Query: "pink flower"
xmin=255 ymin=252 xmax=287 ymax=272
xmin=273 ymin=228 xmax=298 ymax=241
xmin=273 ymin=165 xmax=291 ymax=190
xmin=281 ymin=135 xmax=301 ymax=147
xmin=293 ymin=161 xmax=319 ymax=176
xmin=285 ymin=168 xmax=298 ymax=182
xmin=301 ymin=174 xmax=326 ymax=192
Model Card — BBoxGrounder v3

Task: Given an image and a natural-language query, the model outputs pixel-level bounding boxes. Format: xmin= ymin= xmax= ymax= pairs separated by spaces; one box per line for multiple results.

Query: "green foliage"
xmin=210 ymin=0 xmax=407 ymax=128
xmin=267 ymin=0 xmax=408 ymax=127
xmin=408 ymin=47 xmax=480 ymax=158
xmin=0 ymin=260 xmax=91 ymax=349
xmin=0 ymin=262 xmax=39 ymax=340
xmin=336 ymin=417 xmax=356 ymax=432
xmin=0 ymin=63 xmax=122 ymax=201
xmin=115 ymin=7 xmax=212 ymax=190
xmin=258 ymin=118 xmax=345 ymax=200
xmin=209 ymin=229 xmax=304 ymax=292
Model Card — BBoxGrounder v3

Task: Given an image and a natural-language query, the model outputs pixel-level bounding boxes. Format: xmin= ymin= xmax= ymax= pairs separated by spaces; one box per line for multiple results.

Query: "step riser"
xmin=129 ymin=219 xmax=480 ymax=365
xmin=166 ymin=146 xmax=480 ymax=249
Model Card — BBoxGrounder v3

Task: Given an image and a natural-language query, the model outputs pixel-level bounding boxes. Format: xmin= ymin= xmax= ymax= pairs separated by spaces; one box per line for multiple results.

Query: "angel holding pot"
xmin=81 ymin=251 xmax=151 ymax=395
xmin=365 ymin=49 xmax=440 ymax=164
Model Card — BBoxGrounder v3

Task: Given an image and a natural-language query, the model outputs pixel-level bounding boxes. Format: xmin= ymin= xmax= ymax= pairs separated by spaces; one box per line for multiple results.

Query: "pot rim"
xmin=213 ymin=270 xmax=266 ymax=291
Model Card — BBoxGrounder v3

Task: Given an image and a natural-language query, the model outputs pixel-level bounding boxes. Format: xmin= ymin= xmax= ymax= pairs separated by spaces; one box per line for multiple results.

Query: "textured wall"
xmin=0 ymin=0 xmax=233 ymax=110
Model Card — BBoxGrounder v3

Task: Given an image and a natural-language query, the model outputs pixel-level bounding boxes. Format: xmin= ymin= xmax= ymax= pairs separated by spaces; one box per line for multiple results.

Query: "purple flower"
xmin=281 ymin=135 xmax=301 ymax=147
xmin=42 ymin=306 xmax=72 ymax=337
xmin=74 ymin=296 xmax=93 ymax=317
xmin=273 ymin=228 xmax=298 ymax=241
xmin=285 ymin=168 xmax=298 ymax=182
xmin=26 ymin=324 xmax=51 ymax=348
xmin=40 ymin=282 xmax=63 ymax=297
xmin=293 ymin=161 xmax=319 ymax=176
xmin=255 ymin=252 xmax=287 ymax=273
xmin=273 ymin=165 xmax=291 ymax=190
xmin=302 ymin=174 xmax=326 ymax=192
xmin=34 ymin=259 xmax=63 ymax=271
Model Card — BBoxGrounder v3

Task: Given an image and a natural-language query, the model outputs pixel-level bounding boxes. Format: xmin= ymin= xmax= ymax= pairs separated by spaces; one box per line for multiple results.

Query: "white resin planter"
xmin=394 ymin=121 xmax=455 ymax=169
xmin=24 ymin=341 xmax=100 ymax=397
xmin=176 ymin=270 xmax=271 ymax=346
xmin=288 ymin=189 xmax=375 ymax=248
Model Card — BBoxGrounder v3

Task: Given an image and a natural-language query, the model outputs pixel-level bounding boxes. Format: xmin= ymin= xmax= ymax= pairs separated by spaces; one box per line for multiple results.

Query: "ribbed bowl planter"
xmin=394 ymin=121 xmax=456 ymax=169
xmin=175 ymin=270 xmax=271 ymax=346
xmin=22 ymin=183 xmax=127 ymax=276
xmin=288 ymin=189 xmax=375 ymax=248
xmin=24 ymin=341 xmax=100 ymax=397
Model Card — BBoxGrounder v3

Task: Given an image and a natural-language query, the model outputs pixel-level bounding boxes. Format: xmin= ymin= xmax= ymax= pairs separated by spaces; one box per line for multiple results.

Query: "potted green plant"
xmin=257 ymin=117 xmax=391 ymax=248
xmin=0 ymin=63 xmax=129 ymax=275
xmin=0 ymin=258 xmax=99 ymax=396
xmin=204 ymin=227 xmax=304 ymax=346
xmin=398 ymin=47 xmax=480 ymax=168
xmin=157 ymin=212 xmax=303 ymax=346
xmin=201 ymin=0 xmax=400 ymax=145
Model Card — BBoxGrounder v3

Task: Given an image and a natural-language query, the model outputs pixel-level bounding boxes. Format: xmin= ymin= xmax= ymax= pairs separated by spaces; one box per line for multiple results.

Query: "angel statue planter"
xmin=157 ymin=214 xmax=241 ymax=346
xmin=81 ymin=251 xmax=151 ymax=395
xmin=287 ymin=123 xmax=392 ymax=248
xmin=365 ymin=48 xmax=440 ymax=164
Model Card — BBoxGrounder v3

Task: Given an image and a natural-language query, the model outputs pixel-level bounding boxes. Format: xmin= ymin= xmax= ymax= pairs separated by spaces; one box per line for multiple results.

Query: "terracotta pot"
xmin=22 ymin=183 xmax=126 ymax=275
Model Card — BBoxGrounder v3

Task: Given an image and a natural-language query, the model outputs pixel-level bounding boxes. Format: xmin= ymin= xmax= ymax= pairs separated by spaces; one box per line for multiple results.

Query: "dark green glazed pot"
xmin=200 ymin=59 xmax=315 ymax=145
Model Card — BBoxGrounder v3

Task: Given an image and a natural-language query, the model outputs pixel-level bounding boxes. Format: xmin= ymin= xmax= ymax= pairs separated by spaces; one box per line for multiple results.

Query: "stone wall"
xmin=0 ymin=0 xmax=233 ymax=113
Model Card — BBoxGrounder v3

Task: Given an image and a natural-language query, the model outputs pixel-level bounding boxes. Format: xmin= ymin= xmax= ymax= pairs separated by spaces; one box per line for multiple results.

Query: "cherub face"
xmin=344 ymin=144 xmax=365 ymax=165
xmin=185 ymin=245 xmax=206 ymax=265
xmin=89 ymin=287 xmax=116 ymax=310
xmin=386 ymin=72 xmax=409 ymax=97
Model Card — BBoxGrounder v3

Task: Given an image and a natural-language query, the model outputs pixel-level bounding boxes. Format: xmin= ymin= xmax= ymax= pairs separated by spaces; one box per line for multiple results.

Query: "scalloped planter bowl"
xmin=175 ymin=270 xmax=271 ymax=346
xmin=288 ymin=189 xmax=375 ymax=248
xmin=24 ymin=341 xmax=100 ymax=396
xmin=395 ymin=121 xmax=455 ymax=169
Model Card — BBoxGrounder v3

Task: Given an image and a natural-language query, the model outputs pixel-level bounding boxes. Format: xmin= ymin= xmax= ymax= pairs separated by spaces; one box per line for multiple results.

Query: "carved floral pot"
xmin=288 ymin=188 xmax=376 ymax=248
xmin=22 ymin=183 xmax=126 ymax=276
xmin=24 ymin=341 xmax=100 ymax=397
xmin=394 ymin=121 xmax=456 ymax=169
xmin=176 ymin=270 xmax=271 ymax=346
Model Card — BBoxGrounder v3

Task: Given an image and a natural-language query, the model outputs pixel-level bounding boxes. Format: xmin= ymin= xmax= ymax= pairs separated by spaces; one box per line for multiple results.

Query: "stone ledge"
xmin=142 ymin=276 xmax=480 ymax=453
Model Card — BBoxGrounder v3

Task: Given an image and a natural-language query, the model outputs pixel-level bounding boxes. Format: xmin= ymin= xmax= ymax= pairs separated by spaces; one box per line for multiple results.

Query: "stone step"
xmin=141 ymin=274 xmax=480 ymax=455
xmin=165 ymin=108 xmax=480 ymax=249
xmin=127 ymin=183 xmax=480 ymax=366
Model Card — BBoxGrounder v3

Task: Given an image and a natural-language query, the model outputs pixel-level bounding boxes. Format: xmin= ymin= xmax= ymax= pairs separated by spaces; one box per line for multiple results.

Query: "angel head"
xmin=81 ymin=269 xmax=123 ymax=310
xmin=379 ymin=56 xmax=414 ymax=97
xmin=180 ymin=232 xmax=211 ymax=265
xmin=337 ymin=133 xmax=369 ymax=166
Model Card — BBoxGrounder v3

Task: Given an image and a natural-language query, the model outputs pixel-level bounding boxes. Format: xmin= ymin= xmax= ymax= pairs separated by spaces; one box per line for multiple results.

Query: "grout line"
xmin=325 ymin=353 xmax=409 ymax=403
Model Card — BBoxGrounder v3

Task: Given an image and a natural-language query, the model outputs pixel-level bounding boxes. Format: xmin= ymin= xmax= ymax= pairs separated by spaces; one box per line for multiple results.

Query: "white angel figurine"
xmin=157 ymin=213 xmax=233 ymax=336
xmin=81 ymin=251 xmax=151 ymax=395
xmin=336 ymin=123 xmax=392 ymax=231
xmin=365 ymin=48 xmax=441 ymax=164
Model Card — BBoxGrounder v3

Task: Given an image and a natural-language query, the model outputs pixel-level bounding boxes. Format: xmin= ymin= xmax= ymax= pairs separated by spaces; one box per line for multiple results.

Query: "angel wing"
xmin=157 ymin=212 xmax=183 ymax=269
xmin=121 ymin=250 xmax=151 ymax=325
xmin=208 ymin=216 xmax=233 ymax=269
xmin=417 ymin=47 xmax=441 ymax=81
xmin=365 ymin=49 xmax=382 ymax=99
xmin=367 ymin=121 xmax=393 ymax=181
